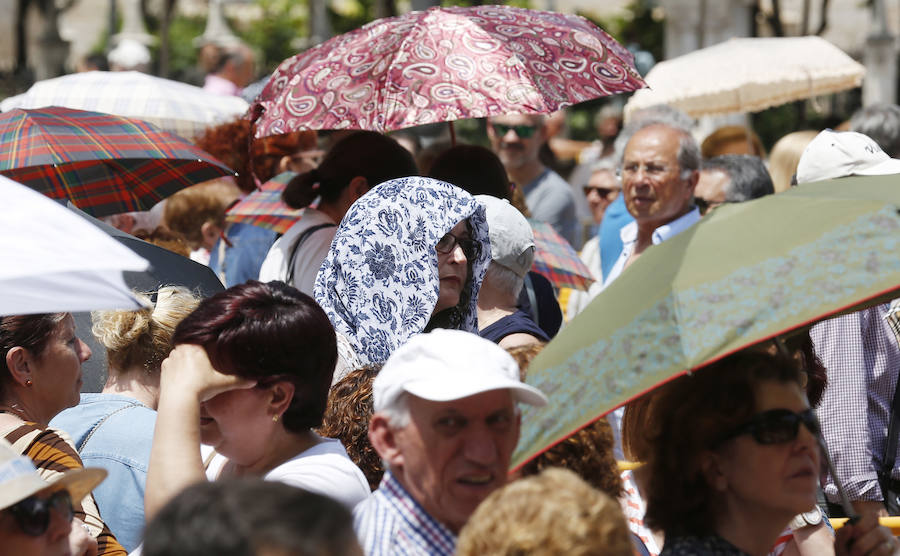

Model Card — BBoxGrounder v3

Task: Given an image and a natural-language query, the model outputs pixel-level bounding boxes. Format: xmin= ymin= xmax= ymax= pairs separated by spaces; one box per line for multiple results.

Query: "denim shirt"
xmin=50 ymin=393 xmax=156 ymax=552
xmin=209 ymin=222 xmax=279 ymax=288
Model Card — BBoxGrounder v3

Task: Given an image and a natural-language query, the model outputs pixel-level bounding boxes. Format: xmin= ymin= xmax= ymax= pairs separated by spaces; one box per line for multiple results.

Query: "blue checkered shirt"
xmin=353 ymin=471 xmax=456 ymax=556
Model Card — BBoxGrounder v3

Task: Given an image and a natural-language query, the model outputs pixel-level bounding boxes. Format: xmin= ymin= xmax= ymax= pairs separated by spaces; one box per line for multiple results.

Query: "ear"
xmin=369 ymin=413 xmax=403 ymax=468
xmin=348 ymin=176 xmax=369 ymax=201
xmin=200 ymin=221 xmax=222 ymax=250
xmin=686 ymin=169 xmax=700 ymax=196
xmin=5 ymin=347 xmax=32 ymax=387
xmin=699 ymin=450 xmax=729 ymax=492
xmin=277 ymin=155 xmax=293 ymax=174
xmin=267 ymin=382 xmax=295 ymax=419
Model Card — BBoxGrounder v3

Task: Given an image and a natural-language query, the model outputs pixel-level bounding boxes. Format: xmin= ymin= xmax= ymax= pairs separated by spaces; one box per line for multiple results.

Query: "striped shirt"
xmin=4 ymin=422 xmax=126 ymax=556
xmin=353 ymin=471 xmax=456 ymax=556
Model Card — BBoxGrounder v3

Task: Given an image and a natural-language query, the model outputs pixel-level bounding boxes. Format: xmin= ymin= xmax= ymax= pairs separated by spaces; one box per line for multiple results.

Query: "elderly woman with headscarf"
xmin=314 ymin=176 xmax=492 ymax=369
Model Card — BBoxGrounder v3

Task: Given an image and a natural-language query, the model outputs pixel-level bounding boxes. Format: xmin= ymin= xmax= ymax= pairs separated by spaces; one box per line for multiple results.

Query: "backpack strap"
xmin=286 ymin=223 xmax=337 ymax=284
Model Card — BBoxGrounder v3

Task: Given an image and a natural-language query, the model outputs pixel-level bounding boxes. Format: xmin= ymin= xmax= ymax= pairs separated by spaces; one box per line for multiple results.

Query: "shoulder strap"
xmin=286 ymin=222 xmax=337 ymax=284
xmin=78 ymin=403 xmax=140 ymax=452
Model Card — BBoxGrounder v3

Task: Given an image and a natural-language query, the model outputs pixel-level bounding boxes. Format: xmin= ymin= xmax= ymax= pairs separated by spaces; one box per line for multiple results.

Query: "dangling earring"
xmin=24 ymin=379 xmax=32 ymax=387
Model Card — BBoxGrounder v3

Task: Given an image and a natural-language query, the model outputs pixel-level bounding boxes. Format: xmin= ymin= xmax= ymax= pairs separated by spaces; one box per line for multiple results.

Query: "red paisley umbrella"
xmin=0 ymin=107 xmax=235 ymax=217
xmin=251 ymin=5 xmax=645 ymax=137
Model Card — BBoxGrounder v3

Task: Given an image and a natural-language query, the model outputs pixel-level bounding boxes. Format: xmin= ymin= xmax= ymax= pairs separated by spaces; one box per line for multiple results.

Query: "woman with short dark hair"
xmin=144 ymin=281 xmax=369 ymax=520
xmin=644 ymin=351 xmax=896 ymax=556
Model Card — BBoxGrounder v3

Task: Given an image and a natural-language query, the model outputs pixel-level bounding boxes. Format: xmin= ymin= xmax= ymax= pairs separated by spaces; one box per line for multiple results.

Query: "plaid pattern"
xmin=354 ymin=471 xmax=456 ymax=556
xmin=0 ymin=107 xmax=234 ymax=217
xmin=528 ymin=219 xmax=595 ymax=291
xmin=226 ymin=171 xmax=304 ymax=234
xmin=4 ymin=423 xmax=126 ymax=556
xmin=812 ymin=304 xmax=900 ymax=503
xmin=0 ymin=70 xmax=249 ymax=140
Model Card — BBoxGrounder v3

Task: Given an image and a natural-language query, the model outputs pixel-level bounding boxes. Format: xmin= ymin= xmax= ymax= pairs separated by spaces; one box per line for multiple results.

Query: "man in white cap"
xmin=796 ymin=129 xmax=900 ymax=519
xmin=0 ymin=437 xmax=105 ymax=555
xmin=354 ymin=329 xmax=548 ymax=555
xmin=475 ymin=195 xmax=548 ymax=348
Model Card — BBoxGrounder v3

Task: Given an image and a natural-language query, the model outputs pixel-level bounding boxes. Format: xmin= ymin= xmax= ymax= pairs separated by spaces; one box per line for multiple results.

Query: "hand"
xmin=855 ymin=501 xmax=891 ymax=519
xmin=835 ymin=512 xmax=900 ymax=556
xmin=68 ymin=518 xmax=98 ymax=556
xmin=160 ymin=344 xmax=257 ymax=402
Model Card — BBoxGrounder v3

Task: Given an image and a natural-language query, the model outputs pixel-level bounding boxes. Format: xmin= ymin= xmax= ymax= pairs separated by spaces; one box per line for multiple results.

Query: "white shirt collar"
xmin=619 ymin=206 xmax=701 ymax=246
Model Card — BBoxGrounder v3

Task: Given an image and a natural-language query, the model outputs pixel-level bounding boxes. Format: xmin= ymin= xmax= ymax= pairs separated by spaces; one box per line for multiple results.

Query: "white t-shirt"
xmin=203 ymin=435 xmax=370 ymax=509
xmin=258 ymin=208 xmax=337 ymax=296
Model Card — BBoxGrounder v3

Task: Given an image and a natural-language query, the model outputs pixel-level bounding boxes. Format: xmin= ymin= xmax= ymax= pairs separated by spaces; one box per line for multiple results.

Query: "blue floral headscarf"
xmin=314 ymin=176 xmax=490 ymax=367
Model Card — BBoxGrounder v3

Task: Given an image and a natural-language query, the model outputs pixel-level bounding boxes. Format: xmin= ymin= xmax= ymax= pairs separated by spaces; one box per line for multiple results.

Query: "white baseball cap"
xmin=0 ymin=438 xmax=106 ymax=511
xmin=373 ymin=329 xmax=548 ymax=410
xmin=475 ymin=195 xmax=535 ymax=278
xmin=796 ymin=129 xmax=900 ymax=184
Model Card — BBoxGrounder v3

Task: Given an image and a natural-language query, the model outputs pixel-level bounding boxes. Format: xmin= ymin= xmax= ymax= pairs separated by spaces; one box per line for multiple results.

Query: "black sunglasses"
xmin=436 ymin=232 xmax=481 ymax=259
xmin=583 ymin=185 xmax=620 ymax=199
xmin=8 ymin=489 xmax=73 ymax=537
xmin=716 ymin=408 xmax=820 ymax=446
xmin=491 ymin=123 xmax=537 ymax=139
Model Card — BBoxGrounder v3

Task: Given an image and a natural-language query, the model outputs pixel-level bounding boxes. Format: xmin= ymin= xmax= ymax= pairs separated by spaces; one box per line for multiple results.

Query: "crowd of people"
xmin=6 ymin=38 xmax=900 ymax=555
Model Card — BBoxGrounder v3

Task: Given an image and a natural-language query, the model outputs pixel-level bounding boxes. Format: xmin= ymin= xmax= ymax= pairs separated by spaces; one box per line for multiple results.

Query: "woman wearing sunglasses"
xmin=314 ymin=176 xmax=492 ymax=368
xmin=144 ymin=281 xmax=370 ymax=521
xmin=0 ymin=313 xmax=125 ymax=555
xmin=0 ymin=437 xmax=106 ymax=556
xmin=643 ymin=351 xmax=898 ymax=556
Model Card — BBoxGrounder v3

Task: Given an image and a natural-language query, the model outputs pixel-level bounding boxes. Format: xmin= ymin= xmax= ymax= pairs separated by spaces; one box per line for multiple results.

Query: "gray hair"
xmin=850 ymin=104 xmax=900 ymax=158
xmin=379 ymin=391 xmax=411 ymax=430
xmin=483 ymin=262 xmax=526 ymax=298
xmin=615 ymin=105 xmax=698 ymax=179
xmin=702 ymin=155 xmax=774 ymax=203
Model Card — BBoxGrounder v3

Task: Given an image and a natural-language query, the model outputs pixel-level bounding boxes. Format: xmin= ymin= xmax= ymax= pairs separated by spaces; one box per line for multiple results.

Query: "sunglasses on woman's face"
xmin=8 ymin=489 xmax=73 ymax=537
xmin=716 ymin=408 xmax=821 ymax=446
xmin=436 ymin=232 xmax=481 ymax=260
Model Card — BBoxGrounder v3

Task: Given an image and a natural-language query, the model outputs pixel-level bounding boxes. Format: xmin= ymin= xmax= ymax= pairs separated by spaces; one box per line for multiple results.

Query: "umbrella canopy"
xmin=252 ymin=5 xmax=644 ymax=137
xmin=225 ymin=171 xmax=304 ymax=234
xmin=513 ymin=175 xmax=900 ymax=468
xmin=1 ymin=176 xmax=149 ymax=316
xmin=0 ymin=107 xmax=235 ymax=217
xmin=528 ymin=219 xmax=594 ymax=291
xmin=0 ymin=71 xmax=249 ymax=140
xmin=624 ymin=36 xmax=865 ymax=119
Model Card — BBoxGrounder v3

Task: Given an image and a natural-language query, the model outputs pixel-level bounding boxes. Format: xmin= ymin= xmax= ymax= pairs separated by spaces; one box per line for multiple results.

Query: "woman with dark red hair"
xmin=144 ymin=281 xmax=369 ymax=520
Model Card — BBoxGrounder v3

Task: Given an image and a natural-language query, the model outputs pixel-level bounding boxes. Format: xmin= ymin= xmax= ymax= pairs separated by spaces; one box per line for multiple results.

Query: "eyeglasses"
xmin=715 ymin=408 xmax=821 ymax=446
xmin=694 ymin=197 xmax=725 ymax=215
xmin=620 ymin=162 xmax=674 ymax=178
xmin=8 ymin=490 xmax=73 ymax=537
xmin=583 ymin=185 xmax=620 ymax=199
xmin=491 ymin=123 xmax=538 ymax=139
xmin=436 ymin=232 xmax=481 ymax=259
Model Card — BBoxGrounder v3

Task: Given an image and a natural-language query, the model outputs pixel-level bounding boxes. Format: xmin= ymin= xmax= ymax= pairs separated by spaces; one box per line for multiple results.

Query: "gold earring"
xmin=272 ymin=414 xmax=279 ymax=423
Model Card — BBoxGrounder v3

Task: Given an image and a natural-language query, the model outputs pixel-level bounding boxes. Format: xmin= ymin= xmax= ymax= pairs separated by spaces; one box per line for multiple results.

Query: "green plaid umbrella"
xmin=0 ymin=107 xmax=235 ymax=217
xmin=513 ymin=175 xmax=900 ymax=469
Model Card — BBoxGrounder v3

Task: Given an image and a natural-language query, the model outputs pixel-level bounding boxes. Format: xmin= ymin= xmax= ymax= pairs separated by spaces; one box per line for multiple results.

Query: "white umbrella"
xmin=1 ymin=176 xmax=150 ymax=315
xmin=624 ymin=36 xmax=865 ymax=119
xmin=0 ymin=71 xmax=249 ymax=139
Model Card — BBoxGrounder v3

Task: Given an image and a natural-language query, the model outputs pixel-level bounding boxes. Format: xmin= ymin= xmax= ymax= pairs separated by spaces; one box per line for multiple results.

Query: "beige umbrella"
xmin=624 ymin=36 xmax=865 ymax=119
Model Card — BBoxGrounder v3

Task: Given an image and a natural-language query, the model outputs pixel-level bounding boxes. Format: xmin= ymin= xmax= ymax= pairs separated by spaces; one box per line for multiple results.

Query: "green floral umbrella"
xmin=513 ymin=174 xmax=900 ymax=469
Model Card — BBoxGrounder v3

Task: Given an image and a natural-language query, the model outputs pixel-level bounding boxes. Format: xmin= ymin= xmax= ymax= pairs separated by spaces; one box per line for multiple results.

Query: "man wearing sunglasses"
xmin=487 ymin=113 xmax=577 ymax=247
xmin=0 ymin=437 xmax=106 ymax=556
xmin=695 ymin=154 xmax=774 ymax=216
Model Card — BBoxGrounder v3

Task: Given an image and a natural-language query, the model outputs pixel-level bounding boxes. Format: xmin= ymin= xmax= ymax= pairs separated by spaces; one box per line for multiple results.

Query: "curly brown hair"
xmin=643 ymin=351 xmax=802 ymax=537
xmin=507 ymin=343 xmax=623 ymax=498
xmin=316 ymin=366 xmax=383 ymax=490
xmin=193 ymin=119 xmax=317 ymax=193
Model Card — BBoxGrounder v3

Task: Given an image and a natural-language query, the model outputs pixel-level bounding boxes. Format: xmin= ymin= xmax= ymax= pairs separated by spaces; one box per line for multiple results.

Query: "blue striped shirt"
xmin=353 ymin=471 xmax=456 ymax=555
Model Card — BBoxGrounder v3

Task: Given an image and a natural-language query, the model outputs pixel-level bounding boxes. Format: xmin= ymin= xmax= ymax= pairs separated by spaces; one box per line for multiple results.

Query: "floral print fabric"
xmin=314 ymin=176 xmax=490 ymax=367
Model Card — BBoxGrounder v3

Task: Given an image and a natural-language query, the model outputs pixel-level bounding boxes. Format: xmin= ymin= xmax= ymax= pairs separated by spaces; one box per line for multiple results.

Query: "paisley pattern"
xmin=314 ymin=177 xmax=490 ymax=368
xmin=252 ymin=5 xmax=645 ymax=136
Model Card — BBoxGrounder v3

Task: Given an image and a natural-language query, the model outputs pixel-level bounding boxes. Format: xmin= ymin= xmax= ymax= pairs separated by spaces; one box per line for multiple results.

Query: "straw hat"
xmin=0 ymin=438 xmax=106 ymax=511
